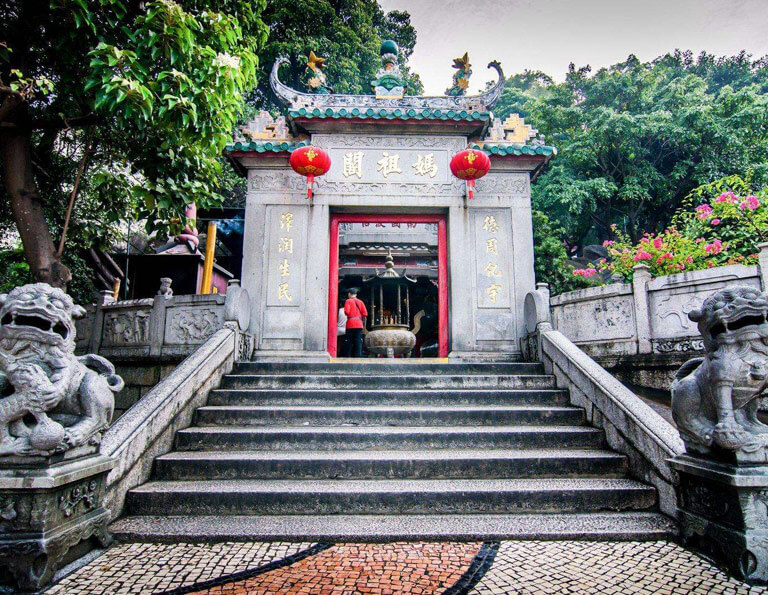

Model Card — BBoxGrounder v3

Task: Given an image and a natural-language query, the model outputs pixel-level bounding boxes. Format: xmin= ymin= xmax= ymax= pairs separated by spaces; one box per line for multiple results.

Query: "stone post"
xmin=758 ymin=242 xmax=768 ymax=291
xmin=87 ymin=290 xmax=116 ymax=354
xmin=148 ymin=296 xmax=168 ymax=358
xmin=631 ymin=264 xmax=652 ymax=354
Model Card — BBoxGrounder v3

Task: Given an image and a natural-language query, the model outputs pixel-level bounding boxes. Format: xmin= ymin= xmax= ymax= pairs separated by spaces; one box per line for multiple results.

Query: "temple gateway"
xmin=226 ymin=43 xmax=555 ymax=360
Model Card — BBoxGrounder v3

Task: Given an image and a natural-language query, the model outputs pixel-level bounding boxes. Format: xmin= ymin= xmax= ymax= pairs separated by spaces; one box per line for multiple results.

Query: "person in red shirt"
xmin=343 ymin=288 xmax=368 ymax=358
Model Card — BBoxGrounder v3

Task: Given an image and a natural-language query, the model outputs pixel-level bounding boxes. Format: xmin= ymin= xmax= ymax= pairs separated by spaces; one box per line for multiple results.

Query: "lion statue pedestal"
xmin=669 ymin=285 xmax=768 ymax=584
xmin=0 ymin=283 xmax=122 ymax=591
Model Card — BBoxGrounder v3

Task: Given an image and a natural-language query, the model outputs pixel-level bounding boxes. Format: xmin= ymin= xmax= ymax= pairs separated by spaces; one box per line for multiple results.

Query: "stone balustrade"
xmin=547 ymin=242 xmax=768 ymax=390
xmin=76 ymin=292 xmax=229 ymax=360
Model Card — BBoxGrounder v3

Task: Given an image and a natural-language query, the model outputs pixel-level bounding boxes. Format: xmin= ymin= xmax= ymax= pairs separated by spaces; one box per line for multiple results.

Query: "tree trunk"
xmin=0 ymin=125 xmax=71 ymax=287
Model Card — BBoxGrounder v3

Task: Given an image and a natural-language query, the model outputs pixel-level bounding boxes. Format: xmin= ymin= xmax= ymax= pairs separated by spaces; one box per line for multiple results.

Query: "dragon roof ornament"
xmin=269 ymin=56 xmax=505 ymax=114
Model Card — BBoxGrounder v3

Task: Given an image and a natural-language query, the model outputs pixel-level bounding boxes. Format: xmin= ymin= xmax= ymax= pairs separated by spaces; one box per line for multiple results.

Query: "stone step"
xmin=126 ymin=478 xmax=657 ymax=516
xmin=207 ymin=388 xmax=571 ymax=407
xmin=153 ymin=448 xmax=628 ymax=480
xmin=174 ymin=425 xmax=605 ymax=451
xmin=193 ymin=405 xmax=585 ymax=427
xmin=110 ymin=512 xmax=678 ymax=542
xmin=233 ymin=361 xmax=545 ymax=376
xmin=220 ymin=374 xmax=557 ymax=390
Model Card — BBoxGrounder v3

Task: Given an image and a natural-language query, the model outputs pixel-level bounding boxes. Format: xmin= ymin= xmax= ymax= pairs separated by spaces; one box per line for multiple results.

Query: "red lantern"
xmin=289 ymin=146 xmax=331 ymax=199
xmin=450 ymin=149 xmax=491 ymax=199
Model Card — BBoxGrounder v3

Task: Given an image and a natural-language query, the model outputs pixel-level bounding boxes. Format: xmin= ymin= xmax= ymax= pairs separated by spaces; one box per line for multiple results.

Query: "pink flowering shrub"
xmin=679 ymin=174 xmax=767 ymax=261
xmin=572 ymin=175 xmax=766 ymax=285
xmin=591 ymin=226 xmax=729 ymax=281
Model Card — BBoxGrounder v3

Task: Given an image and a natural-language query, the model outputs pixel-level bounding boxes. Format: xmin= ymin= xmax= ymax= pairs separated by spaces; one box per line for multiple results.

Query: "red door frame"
xmin=328 ymin=213 xmax=449 ymax=358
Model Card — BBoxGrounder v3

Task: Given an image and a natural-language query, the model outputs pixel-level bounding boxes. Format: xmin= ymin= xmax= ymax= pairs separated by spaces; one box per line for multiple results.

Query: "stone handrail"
xmin=100 ymin=281 xmax=252 ymax=518
xmin=101 ymin=326 xmax=239 ymax=519
xmin=524 ymin=287 xmax=685 ymax=517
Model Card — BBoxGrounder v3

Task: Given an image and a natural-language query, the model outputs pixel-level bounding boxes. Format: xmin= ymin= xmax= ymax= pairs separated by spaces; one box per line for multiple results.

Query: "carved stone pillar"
xmin=669 ymin=285 xmax=768 ymax=584
xmin=0 ymin=454 xmax=114 ymax=590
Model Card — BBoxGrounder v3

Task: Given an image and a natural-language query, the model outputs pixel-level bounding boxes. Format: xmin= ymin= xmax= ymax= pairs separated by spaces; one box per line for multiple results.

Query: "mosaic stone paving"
xmin=44 ymin=540 xmax=768 ymax=594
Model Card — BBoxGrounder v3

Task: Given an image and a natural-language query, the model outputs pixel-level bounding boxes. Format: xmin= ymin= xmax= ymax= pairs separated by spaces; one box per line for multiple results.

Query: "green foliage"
xmin=252 ymin=1 xmax=422 ymax=109
xmin=0 ymin=249 xmax=31 ymax=294
xmin=77 ymin=0 xmax=268 ymax=233
xmin=0 ymin=0 xmax=268 ymax=294
xmin=493 ymin=51 xmax=768 ymax=253
xmin=531 ymin=210 xmax=595 ymax=295
xmin=573 ymin=175 xmax=767 ymax=284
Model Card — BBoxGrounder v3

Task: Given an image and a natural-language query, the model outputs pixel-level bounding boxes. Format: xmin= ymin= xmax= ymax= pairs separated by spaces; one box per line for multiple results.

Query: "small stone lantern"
xmin=363 ymin=250 xmax=417 ymax=358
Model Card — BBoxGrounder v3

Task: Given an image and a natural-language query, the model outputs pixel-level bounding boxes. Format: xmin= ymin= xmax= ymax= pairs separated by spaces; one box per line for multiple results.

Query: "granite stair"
xmin=110 ymin=361 xmax=677 ymax=541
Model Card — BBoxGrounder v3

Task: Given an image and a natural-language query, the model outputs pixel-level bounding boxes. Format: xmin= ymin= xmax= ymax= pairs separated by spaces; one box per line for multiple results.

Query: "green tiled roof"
xmin=289 ymin=107 xmax=490 ymax=122
xmin=225 ymin=140 xmax=309 ymax=153
xmin=471 ymin=143 xmax=557 ymax=157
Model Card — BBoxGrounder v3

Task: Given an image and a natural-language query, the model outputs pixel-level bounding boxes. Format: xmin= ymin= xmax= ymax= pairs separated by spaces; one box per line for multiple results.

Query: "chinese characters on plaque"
xmin=339 ymin=151 xmax=442 ymax=181
xmin=476 ymin=212 xmax=511 ymax=308
xmin=267 ymin=207 xmax=305 ymax=308
xmin=277 ymin=211 xmax=294 ymax=302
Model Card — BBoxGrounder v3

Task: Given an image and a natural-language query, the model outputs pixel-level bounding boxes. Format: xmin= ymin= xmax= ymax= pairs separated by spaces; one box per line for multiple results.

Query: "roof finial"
xmin=371 ymin=40 xmax=407 ymax=99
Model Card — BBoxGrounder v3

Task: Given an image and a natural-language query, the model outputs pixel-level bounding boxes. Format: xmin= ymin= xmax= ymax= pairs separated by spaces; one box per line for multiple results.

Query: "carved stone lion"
xmin=0 ymin=283 xmax=123 ymax=457
xmin=671 ymin=285 xmax=768 ymax=454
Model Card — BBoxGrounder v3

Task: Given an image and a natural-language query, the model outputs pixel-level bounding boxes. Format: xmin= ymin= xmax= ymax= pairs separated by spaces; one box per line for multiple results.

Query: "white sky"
xmin=378 ymin=0 xmax=768 ymax=94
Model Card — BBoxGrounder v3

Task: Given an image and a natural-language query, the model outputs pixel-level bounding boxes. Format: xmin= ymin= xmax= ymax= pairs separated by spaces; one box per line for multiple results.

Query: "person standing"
xmin=343 ymin=288 xmax=367 ymax=358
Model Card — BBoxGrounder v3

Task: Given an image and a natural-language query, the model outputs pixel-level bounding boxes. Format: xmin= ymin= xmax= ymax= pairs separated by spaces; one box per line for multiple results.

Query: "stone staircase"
xmin=110 ymin=361 xmax=677 ymax=541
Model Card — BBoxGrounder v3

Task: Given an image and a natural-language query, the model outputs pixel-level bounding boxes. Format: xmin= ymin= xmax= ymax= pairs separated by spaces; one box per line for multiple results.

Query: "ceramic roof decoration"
xmin=269 ymin=56 xmax=505 ymax=116
xmin=306 ymin=50 xmax=333 ymax=95
xmin=445 ymin=53 xmax=472 ymax=97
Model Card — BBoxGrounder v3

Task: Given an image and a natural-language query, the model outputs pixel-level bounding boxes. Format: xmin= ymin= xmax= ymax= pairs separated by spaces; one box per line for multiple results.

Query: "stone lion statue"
xmin=671 ymin=285 xmax=768 ymax=454
xmin=0 ymin=283 xmax=123 ymax=456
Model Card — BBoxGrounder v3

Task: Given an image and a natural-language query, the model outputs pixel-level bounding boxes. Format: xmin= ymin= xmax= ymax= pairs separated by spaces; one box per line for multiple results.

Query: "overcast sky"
xmin=378 ymin=0 xmax=768 ymax=94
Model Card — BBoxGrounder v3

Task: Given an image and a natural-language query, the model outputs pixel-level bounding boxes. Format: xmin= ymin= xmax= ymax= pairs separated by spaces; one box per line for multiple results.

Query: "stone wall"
xmin=549 ymin=245 xmax=768 ymax=390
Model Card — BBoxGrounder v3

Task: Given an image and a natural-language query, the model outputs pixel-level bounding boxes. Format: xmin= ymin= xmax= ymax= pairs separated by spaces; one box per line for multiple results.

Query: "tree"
xmin=0 ymin=0 xmax=268 ymax=287
xmin=251 ymin=0 xmax=422 ymax=111
xmin=494 ymin=52 xmax=768 ymax=253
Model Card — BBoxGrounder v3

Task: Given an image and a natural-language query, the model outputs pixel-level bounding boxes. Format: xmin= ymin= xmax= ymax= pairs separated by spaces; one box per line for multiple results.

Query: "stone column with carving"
xmin=0 ymin=283 xmax=122 ymax=591
xmin=669 ymin=285 xmax=768 ymax=584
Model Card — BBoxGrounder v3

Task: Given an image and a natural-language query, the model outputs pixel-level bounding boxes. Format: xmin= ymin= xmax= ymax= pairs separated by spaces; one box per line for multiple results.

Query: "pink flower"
xmin=572 ymin=268 xmax=597 ymax=278
xmin=677 ymin=263 xmax=685 ymax=270
xmin=695 ymin=204 xmax=713 ymax=220
xmin=686 ymin=256 xmax=693 ymax=263
xmin=715 ymin=191 xmax=738 ymax=204
xmin=711 ymin=219 xmax=721 ymax=226
xmin=634 ymin=250 xmax=652 ymax=261
xmin=603 ymin=240 xmax=614 ymax=247
xmin=655 ymin=252 xmax=673 ymax=264
xmin=739 ymin=195 xmax=760 ymax=211
xmin=652 ymin=237 xmax=663 ymax=250
xmin=704 ymin=240 xmax=723 ymax=254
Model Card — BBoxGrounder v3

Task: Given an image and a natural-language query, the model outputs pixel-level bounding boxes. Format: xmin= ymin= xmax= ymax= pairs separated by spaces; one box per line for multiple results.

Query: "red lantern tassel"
xmin=307 ymin=174 xmax=314 ymax=199
xmin=467 ymin=179 xmax=475 ymax=199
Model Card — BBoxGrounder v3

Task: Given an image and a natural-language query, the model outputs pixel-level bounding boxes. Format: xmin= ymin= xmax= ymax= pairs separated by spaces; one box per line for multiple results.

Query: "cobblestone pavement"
xmin=469 ymin=541 xmax=768 ymax=595
xmin=44 ymin=539 xmax=768 ymax=594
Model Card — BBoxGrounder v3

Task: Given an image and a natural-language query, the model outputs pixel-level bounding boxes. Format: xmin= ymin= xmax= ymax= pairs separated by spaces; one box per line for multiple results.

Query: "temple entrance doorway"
xmin=328 ymin=214 xmax=448 ymax=358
